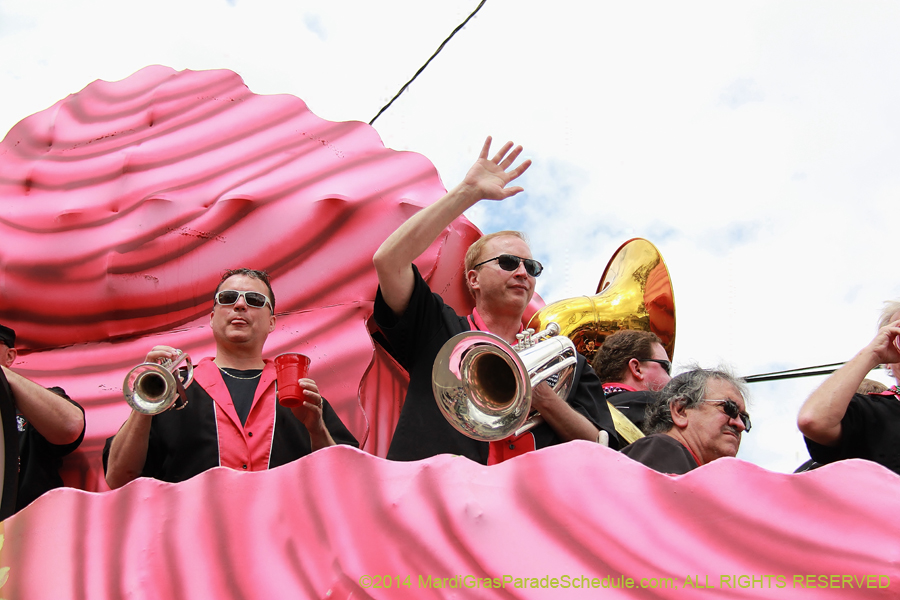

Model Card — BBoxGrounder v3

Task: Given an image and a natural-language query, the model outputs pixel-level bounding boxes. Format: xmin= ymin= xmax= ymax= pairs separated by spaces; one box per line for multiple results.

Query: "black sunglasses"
xmin=703 ymin=399 xmax=752 ymax=432
xmin=639 ymin=358 xmax=672 ymax=375
xmin=215 ymin=290 xmax=273 ymax=311
xmin=473 ymin=254 xmax=543 ymax=277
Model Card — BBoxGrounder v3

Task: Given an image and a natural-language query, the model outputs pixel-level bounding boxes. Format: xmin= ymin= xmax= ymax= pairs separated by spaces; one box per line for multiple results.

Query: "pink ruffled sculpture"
xmin=2 ymin=445 xmax=898 ymax=599
xmin=0 ymin=65 xmax=487 ymax=488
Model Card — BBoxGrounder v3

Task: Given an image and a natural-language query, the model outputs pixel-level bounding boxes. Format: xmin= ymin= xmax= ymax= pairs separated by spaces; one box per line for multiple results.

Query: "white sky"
xmin=2 ymin=0 xmax=899 ymax=472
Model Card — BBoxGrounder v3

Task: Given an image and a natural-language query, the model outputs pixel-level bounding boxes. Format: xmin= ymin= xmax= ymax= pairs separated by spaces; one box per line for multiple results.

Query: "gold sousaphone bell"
xmin=527 ymin=238 xmax=676 ymax=443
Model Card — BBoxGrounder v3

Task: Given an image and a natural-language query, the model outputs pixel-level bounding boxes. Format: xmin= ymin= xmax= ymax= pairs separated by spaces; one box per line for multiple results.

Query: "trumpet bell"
xmin=432 ymin=329 xmax=577 ymax=442
xmin=123 ymin=352 xmax=193 ymax=415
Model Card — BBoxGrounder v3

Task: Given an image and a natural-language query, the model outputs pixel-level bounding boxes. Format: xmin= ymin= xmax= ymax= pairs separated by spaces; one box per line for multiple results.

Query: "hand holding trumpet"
xmin=123 ymin=345 xmax=192 ymax=415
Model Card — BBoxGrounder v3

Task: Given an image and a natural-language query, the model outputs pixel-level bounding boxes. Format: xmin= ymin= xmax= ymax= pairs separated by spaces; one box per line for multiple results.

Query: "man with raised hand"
xmin=373 ymin=137 xmax=619 ymax=464
xmin=104 ymin=268 xmax=357 ymax=488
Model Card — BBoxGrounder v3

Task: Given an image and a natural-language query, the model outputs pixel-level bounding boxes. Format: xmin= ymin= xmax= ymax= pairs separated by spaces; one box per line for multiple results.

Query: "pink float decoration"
xmin=0 ymin=65 xmax=508 ymax=487
xmin=2 ymin=445 xmax=898 ymax=599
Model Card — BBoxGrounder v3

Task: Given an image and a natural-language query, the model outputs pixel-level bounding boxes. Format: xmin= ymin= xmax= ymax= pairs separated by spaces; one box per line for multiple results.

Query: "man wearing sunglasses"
xmin=373 ymin=137 xmax=620 ymax=464
xmin=0 ymin=323 xmax=86 ymax=513
xmin=620 ymin=368 xmax=750 ymax=474
xmin=104 ymin=269 xmax=357 ymax=488
xmin=592 ymin=330 xmax=672 ymax=429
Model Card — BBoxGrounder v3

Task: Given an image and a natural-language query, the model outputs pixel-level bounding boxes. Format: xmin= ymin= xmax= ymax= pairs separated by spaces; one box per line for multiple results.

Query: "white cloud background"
xmin=3 ymin=0 xmax=899 ymax=472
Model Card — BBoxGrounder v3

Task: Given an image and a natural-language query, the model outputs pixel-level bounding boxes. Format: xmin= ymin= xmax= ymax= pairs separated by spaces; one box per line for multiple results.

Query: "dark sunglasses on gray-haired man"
xmin=702 ymin=399 xmax=752 ymax=432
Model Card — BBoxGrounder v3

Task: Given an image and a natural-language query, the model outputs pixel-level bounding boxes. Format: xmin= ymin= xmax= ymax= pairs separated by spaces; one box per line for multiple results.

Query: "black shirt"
xmin=620 ymin=433 xmax=698 ymax=475
xmin=804 ymin=392 xmax=900 ymax=475
xmin=219 ymin=369 xmax=262 ymax=426
xmin=17 ymin=386 xmax=85 ymax=512
xmin=605 ymin=388 xmax=658 ymax=431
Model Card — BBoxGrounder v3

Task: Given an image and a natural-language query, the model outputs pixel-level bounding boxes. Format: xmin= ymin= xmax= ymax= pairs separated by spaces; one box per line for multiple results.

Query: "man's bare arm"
xmin=373 ymin=137 xmax=531 ymax=316
xmin=105 ymin=345 xmax=177 ymax=489
xmin=105 ymin=411 xmax=153 ymax=489
xmin=2 ymin=366 xmax=83 ymax=445
xmin=798 ymin=320 xmax=900 ymax=446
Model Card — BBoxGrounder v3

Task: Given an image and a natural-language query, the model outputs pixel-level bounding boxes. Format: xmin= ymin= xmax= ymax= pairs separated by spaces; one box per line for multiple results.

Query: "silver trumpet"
xmin=432 ymin=323 xmax=577 ymax=441
xmin=123 ymin=351 xmax=193 ymax=415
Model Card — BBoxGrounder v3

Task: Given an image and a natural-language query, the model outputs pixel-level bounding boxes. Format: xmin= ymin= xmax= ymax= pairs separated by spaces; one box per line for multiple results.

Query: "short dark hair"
xmin=592 ymin=330 xmax=662 ymax=383
xmin=858 ymin=378 xmax=888 ymax=395
xmin=643 ymin=366 xmax=747 ymax=435
xmin=215 ymin=268 xmax=275 ymax=311
xmin=0 ymin=324 xmax=15 ymax=348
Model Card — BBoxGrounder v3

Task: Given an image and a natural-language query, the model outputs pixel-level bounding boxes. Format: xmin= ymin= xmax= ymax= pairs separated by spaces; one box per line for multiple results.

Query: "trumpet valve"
xmin=514 ymin=328 xmax=538 ymax=351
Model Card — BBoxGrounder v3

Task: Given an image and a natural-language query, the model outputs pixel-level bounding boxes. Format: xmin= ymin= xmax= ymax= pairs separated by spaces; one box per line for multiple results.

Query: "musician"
xmin=0 ymin=323 xmax=85 ymax=512
xmin=103 ymin=268 xmax=357 ymax=488
xmin=373 ymin=137 xmax=619 ymax=464
xmin=620 ymin=367 xmax=750 ymax=474
xmin=592 ymin=330 xmax=671 ymax=428
xmin=798 ymin=301 xmax=900 ymax=475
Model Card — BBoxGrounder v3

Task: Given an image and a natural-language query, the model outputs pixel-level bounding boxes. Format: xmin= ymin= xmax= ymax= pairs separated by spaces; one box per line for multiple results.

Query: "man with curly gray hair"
xmin=620 ymin=367 xmax=750 ymax=474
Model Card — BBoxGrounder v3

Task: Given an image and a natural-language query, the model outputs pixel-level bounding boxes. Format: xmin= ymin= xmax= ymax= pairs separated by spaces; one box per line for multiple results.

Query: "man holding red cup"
xmin=104 ymin=268 xmax=357 ymax=488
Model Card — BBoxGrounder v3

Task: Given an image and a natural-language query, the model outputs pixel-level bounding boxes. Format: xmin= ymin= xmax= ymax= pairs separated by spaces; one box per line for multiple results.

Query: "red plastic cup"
xmin=274 ymin=353 xmax=311 ymax=408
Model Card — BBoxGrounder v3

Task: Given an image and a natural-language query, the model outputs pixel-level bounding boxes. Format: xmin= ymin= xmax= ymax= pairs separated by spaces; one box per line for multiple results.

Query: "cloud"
xmin=304 ymin=13 xmax=326 ymax=41
xmin=0 ymin=6 xmax=36 ymax=38
xmin=719 ymin=78 xmax=765 ymax=109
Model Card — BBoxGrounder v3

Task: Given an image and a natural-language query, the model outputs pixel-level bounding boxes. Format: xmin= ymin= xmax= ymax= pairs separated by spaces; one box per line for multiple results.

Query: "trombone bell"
xmin=432 ymin=326 xmax=577 ymax=442
xmin=123 ymin=351 xmax=193 ymax=415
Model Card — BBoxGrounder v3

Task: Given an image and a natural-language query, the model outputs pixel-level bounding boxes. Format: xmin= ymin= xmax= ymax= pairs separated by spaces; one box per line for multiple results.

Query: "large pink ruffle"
xmin=0 ymin=65 xmax=524 ymax=487
xmin=1 ymin=445 xmax=897 ymax=599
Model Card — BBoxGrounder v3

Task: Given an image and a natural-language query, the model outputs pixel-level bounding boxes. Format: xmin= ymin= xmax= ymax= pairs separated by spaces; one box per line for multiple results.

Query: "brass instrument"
xmin=432 ymin=323 xmax=577 ymax=441
xmin=123 ymin=351 xmax=193 ymax=415
xmin=527 ymin=238 xmax=675 ymax=362
xmin=527 ymin=238 xmax=676 ymax=444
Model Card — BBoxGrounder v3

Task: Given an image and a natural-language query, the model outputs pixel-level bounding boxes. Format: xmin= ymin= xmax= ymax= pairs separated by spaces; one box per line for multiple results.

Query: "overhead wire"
xmin=369 ymin=0 xmax=488 ymax=125
xmin=743 ymin=363 xmax=846 ymax=383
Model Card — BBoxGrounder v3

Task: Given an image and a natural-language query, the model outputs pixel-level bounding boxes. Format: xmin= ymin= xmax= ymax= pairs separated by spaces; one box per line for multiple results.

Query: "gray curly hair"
xmin=877 ymin=300 xmax=900 ymax=330
xmin=643 ymin=365 xmax=748 ymax=435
